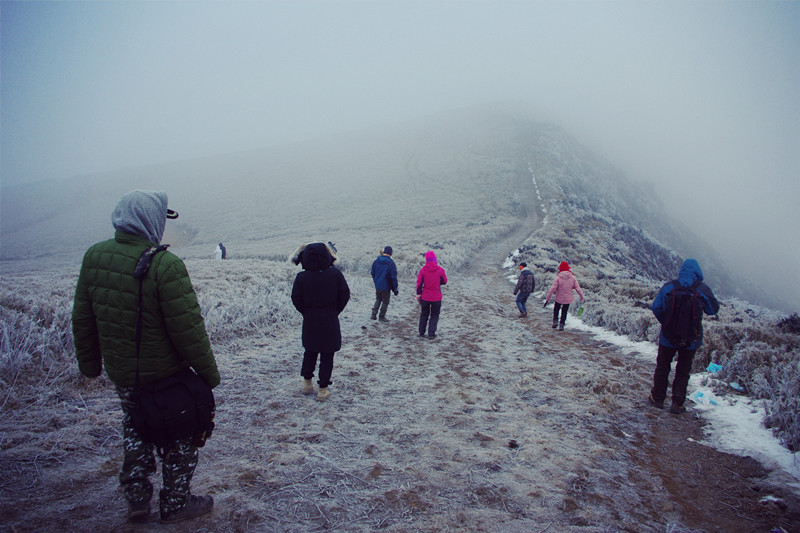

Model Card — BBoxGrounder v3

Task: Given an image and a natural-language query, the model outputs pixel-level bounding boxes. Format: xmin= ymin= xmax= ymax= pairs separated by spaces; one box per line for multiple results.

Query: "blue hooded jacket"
xmin=651 ymin=259 xmax=719 ymax=349
xmin=371 ymin=254 xmax=398 ymax=292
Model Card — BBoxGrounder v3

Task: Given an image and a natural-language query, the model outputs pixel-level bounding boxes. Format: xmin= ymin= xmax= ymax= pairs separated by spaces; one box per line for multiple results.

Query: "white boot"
xmin=316 ymin=387 xmax=331 ymax=402
xmin=302 ymin=379 xmax=314 ymax=395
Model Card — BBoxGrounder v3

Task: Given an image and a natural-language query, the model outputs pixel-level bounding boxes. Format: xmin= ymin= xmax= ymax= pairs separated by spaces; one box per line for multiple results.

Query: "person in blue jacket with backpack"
xmin=649 ymin=259 xmax=719 ymax=414
xmin=370 ymin=246 xmax=399 ymax=321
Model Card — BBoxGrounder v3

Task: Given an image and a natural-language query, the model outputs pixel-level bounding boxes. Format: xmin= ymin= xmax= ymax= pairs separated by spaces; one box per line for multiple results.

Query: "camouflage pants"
xmin=116 ymin=386 xmax=199 ymax=515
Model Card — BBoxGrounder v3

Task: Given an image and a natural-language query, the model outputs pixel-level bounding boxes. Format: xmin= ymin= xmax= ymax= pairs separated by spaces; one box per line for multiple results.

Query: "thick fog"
xmin=2 ymin=1 xmax=799 ymax=306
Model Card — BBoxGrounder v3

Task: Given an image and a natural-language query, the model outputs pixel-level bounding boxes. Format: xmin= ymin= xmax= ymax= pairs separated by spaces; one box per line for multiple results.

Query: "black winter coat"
xmin=291 ymin=243 xmax=350 ymax=353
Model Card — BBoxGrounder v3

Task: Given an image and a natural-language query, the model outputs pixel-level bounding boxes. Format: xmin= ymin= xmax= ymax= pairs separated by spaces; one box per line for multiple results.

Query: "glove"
xmin=393 ymin=290 xmax=399 ymax=296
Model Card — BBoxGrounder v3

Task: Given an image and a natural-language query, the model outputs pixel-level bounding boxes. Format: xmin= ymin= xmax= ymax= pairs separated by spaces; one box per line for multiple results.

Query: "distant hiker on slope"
xmin=649 ymin=258 xmax=719 ymax=415
xmin=370 ymin=246 xmax=399 ymax=322
xmin=214 ymin=244 xmax=223 ymax=260
xmin=545 ymin=261 xmax=585 ymax=331
xmin=513 ymin=262 xmax=535 ymax=317
xmin=72 ymin=190 xmax=220 ymax=524
xmin=291 ymin=242 xmax=351 ymax=401
xmin=416 ymin=250 xmax=448 ymax=338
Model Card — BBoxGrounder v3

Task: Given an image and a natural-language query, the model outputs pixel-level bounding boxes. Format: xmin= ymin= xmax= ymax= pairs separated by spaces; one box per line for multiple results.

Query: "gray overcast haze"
xmin=2 ymin=0 xmax=799 ymax=308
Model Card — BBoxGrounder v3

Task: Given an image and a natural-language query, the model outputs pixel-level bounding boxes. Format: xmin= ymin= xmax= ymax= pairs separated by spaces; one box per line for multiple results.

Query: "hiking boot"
xmin=379 ymin=316 xmax=389 ymax=322
xmin=558 ymin=323 xmax=565 ymax=331
xmin=302 ymin=379 xmax=314 ymax=395
xmin=648 ymin=394 xmax=664 ymax=409
xmin=160 ymin=495 xmax=213 ymax=524
xmin=552 ymin=321 xmax=558 ymax=329
xmin=127 ymin=501 xmax=150 ymax=523
xmin=316 ymin=387 xmax=331 ymax=402
xmin=427 ymin=334 xmax=436 ymax=339
xmin=370 ymin=312 xmax=377 ymax=320
xmin=669 ymin=403 xmax=686 ymax=415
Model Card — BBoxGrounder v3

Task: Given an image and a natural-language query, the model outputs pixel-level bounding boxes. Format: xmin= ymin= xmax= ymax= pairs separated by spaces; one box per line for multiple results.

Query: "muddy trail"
xmin=3 ymin=224 xmax=800 ymax=533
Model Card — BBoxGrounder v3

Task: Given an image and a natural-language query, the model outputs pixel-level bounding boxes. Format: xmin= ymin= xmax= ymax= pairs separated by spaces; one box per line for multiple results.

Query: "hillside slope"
xmin=0 ymin=106 xmax=760 ymax=305
xmin=2 ymin=108 xmax=528 ymax=267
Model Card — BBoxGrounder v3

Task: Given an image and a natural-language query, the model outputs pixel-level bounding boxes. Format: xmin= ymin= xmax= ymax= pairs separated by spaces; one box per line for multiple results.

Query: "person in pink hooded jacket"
xmin=545 ymin=261 xmax=585 ymax=331
xmin=416 ymin=251 xmax=448 ymax=338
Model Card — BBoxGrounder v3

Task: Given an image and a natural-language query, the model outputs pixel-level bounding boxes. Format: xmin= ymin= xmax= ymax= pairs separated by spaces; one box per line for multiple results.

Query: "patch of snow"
xmin=689 ymin=375 xmax=800 ymax=485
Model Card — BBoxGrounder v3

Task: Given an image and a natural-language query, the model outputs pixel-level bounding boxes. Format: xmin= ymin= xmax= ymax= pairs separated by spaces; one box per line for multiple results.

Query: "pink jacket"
xmin=416 ymin=252 xmax=448 ymax=301
xmin=546 ymin=270 xmax=584 ymax=305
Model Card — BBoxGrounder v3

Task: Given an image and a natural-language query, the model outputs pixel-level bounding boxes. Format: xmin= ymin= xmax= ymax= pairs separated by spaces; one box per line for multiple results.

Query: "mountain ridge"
xmin=0 ymin=106 xmax=780 ymax=310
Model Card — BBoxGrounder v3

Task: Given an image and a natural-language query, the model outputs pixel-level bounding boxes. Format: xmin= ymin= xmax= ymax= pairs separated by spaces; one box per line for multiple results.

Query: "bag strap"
xmin=133 ymin=245 xmax=170 ymax=388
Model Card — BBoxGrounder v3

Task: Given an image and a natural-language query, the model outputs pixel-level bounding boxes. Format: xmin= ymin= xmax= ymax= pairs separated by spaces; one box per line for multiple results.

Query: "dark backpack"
xmin=520 ymin=271 xmax=535 ymax=293
xmin=662 ymin=279 xmax=703 ymax=347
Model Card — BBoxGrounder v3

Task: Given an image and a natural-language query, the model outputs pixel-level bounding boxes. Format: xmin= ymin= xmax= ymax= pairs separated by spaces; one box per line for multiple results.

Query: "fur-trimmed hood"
xmin=291 ymin=242 xmax=338 ymax=271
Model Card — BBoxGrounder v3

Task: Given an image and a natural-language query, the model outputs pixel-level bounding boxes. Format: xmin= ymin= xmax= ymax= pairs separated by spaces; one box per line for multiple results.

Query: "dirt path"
xmin=196 ymin=222 xmax=798 ymax=532
xmin=3 ymin=221 xmax=799 ymax=532
xmin=455 ymin=232 xmax=800 ymax=532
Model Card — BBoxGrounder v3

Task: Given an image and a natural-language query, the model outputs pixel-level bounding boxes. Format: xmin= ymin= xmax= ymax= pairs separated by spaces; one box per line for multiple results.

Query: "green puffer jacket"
xmin=73 ymin=231 xmax=220 ymax=388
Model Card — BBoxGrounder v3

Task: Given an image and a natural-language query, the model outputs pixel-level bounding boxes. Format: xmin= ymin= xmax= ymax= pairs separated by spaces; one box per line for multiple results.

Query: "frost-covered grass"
xmin=2 ymin=110 xmax=798 ymax=467
xmin=188 ymin=259 xmax=300 ymax=346
xmin=702 ymin=307 xmax=800 ymax=452
xmin=0 ymin=272 xmax=80 ymax=414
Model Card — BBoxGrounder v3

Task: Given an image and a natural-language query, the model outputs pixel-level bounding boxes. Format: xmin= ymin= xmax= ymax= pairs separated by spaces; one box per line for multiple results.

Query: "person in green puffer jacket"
xmin=72 ymin=190 xmax=220 ymax=524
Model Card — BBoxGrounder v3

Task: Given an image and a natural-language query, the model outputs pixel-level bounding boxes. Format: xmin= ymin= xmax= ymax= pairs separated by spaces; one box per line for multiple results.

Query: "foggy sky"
xmin=2 ymin=1 xmax=799 ymax=304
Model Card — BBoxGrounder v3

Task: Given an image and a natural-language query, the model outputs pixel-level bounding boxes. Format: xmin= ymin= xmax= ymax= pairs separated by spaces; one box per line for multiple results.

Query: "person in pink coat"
xmin=545 ymin=261 xmax=585 ymax=331
xmin=416 ymin=250 xmax=448 ymax=338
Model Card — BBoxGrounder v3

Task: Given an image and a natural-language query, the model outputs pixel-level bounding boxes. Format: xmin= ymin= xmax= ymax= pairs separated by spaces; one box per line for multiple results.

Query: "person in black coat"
xmin=291 ymin=242 xmax=350 ymax=401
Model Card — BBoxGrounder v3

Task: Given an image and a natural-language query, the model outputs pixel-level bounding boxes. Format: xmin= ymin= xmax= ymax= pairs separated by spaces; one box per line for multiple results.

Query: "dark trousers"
xmin=553 ymin=303 xmax=570 ymax=325
xmin=302 ymin=350 xmax=335 ymax=388
xmin=419 ymin=299 xmax=442 ymax=336
xmin=516 ymin=292 xmax=530 ymax=314
xmin=651 ymin=344 xmax=696 ymax=407
xmin=372 ymin=289 xmax=391 ymax=318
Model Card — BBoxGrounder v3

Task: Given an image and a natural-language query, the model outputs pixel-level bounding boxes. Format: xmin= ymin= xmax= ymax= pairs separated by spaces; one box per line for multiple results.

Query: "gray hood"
xmin=111 ymin=190 xmax=170 ymax=244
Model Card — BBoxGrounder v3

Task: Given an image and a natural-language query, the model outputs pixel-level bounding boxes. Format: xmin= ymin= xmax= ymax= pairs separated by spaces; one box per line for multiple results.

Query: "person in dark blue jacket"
xmin=370 ymin=246 xmax=399 ymax=321
xmin=649 ymin=259 xmax=719 ymax=414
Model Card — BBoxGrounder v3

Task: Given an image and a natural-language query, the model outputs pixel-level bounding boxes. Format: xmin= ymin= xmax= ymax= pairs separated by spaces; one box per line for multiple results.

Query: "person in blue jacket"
xmin=370 ymin=246 xmax=399 ymax=321
xmin=649 ymin=259 xmax=719 ymax=414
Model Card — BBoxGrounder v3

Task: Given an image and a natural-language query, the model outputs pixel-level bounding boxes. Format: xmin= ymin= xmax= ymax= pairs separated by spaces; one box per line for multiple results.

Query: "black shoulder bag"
xmin=129 ymin=245 xmax=216 ymax=454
